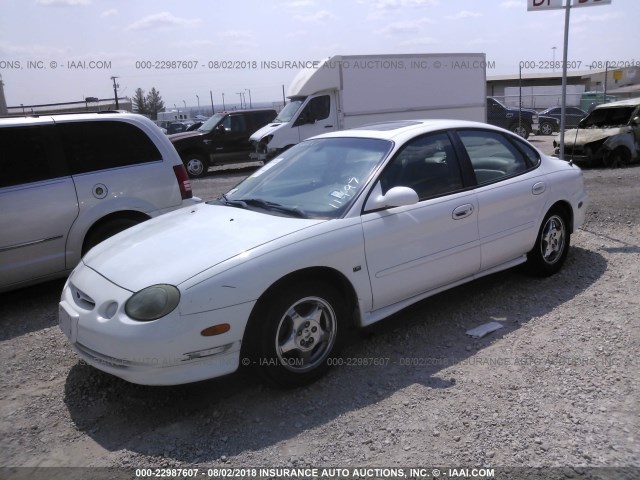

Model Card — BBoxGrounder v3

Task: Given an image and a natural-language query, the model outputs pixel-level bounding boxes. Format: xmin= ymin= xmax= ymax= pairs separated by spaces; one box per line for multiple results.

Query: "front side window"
xmin=58 ymin=121 xmax=161 ymax=174
xmin=295 ymin=95 xmax=330 ymax=126
xmin=458 ymin=130 xmax=529 ymax=185
xmin=378 ymin=132 xmax=463 ymax=200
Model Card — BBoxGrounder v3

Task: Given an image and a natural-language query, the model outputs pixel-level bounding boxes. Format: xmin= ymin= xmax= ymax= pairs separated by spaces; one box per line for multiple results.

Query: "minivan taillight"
xmin=173 ymin=164 xmax=193 ymax=199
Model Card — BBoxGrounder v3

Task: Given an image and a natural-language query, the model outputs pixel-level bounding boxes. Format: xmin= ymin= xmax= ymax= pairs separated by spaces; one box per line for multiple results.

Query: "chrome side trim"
xmin=0 ymin=235 xmax=63 ymax=253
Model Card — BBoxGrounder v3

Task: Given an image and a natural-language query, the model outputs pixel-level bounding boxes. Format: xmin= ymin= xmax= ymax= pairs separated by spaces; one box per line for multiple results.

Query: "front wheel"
xmin=525 ymin=209 xmax=570 ymax=277
xmin=183 ymin=154 xmax=208 ymax=178
xmin=250 ymin=281 xmax=347 ymax=387
xmin=603 ymin=147 xmax=631 ymax=168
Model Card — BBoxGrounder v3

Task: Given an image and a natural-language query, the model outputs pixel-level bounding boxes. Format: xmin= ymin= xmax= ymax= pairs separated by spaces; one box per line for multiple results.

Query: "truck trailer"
xmin=250 ymin=53 xmax=487 ymax=161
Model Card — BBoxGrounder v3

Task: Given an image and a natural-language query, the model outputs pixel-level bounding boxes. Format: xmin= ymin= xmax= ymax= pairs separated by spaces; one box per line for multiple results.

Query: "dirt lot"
xmin=1 ymin=135 xmax=638 ymax=478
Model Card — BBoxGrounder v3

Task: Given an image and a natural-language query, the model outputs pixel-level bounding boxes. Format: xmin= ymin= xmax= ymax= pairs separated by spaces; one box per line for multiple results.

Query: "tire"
xmin=525 ymin=209 xmax=570 ymax=277
xmin=539 ymin=122 xmax=555 ymax=136
xmin=183 ymin=154 xmax=208 ymax=178
xmin=509 ymin=122 xmax=531 ymax=139
xmin=250 ymin=281 xmax=347 ymax=387
xmin=602 ymin=147 xmax=631 ymax=168
xmin=82 ymin=218 xmax=143 ymax=255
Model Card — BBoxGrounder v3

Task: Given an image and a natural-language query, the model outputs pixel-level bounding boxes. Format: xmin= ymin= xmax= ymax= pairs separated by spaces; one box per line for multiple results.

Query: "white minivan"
xmin=0 ymin=112 xmax=200 ymax=292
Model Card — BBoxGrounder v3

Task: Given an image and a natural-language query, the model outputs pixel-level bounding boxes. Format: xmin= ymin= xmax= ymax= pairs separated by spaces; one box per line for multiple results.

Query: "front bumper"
xmin=59 ymin=264 xmax=254 ymax=385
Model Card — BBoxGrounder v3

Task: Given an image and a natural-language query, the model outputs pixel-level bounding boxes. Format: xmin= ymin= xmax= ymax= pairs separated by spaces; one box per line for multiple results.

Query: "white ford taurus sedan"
xmin=59 ymin=120 xmax=588 ymax=387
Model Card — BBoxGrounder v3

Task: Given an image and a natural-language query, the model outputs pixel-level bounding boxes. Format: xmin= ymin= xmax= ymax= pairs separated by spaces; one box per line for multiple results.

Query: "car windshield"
xmin=198 ymin=113 xmax=225 ymax=132
xmin=224 ymin=137 xmax=392 ymax=219
xmin=273 ymin=99 xmax=305 ymax=123
xmin=580 ymin=106 xmax=636 ymax=128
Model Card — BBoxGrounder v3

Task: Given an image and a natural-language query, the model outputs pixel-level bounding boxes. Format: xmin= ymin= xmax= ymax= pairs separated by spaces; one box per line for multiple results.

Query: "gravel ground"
xmin=1 ymin=135 xmax=638 ymax=478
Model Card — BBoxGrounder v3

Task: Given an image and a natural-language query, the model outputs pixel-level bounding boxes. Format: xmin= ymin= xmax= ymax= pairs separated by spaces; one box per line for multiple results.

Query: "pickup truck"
xmin=487 ymin=97 xmax=539 ymax=139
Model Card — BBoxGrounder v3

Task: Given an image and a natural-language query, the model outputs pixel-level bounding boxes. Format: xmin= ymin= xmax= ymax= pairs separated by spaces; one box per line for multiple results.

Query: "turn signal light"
xmin=200 ymin=324 xmax=230 ymax=336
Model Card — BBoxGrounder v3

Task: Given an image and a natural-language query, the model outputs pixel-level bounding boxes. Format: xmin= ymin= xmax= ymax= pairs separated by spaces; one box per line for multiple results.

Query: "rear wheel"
xmin=250 ymin=281 xmax=347 ymax=387
xmin=82 ymin=218 xmax=144 ymax=255
xmin=509 ymin=122 xmax=531 ymax=139
xmin=539 ymin=122 xmax=555 ymax=136
xmin=525 ymin=208 xmax=570 ymax=277
xmin=183 ymin=154 xmax=208 ymax=178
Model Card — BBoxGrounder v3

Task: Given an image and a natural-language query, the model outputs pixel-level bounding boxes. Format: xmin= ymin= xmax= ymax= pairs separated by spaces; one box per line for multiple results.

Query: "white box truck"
xmin=250 ymin=53 xmax=487 ymax=161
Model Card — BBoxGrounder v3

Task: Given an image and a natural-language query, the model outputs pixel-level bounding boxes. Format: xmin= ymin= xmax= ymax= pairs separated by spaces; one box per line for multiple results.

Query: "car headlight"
xmin=125 ymin=284 xmax=180 ymax=321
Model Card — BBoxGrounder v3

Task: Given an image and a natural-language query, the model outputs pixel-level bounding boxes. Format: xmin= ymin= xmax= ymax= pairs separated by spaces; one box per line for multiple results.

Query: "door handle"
xmin=452 ymin=204 xmax=474 ymax=220
xmin=324 ymin=125 xmax=334 ymax=128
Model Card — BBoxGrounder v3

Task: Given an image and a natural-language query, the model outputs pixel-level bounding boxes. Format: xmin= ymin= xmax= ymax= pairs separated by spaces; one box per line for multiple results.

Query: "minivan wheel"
xmin=82 ymin=218 xmax=143 ymax=255
xmin=183 ymin=154 xmax=208 ymax=178
xmin=525 ymin=209 xmax=570 ymax=277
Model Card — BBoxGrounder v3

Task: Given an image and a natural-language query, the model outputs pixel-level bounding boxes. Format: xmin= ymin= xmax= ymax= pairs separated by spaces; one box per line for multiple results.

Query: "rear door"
xmin=0 ymin=121 xmax=78 ymax=290
xmin=454 ymin=129 xmax=548 ymax=271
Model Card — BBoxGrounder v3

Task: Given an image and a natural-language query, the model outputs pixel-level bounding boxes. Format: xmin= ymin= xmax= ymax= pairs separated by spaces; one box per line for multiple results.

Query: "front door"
xmin=294 ymin=93 xmax=339 ymax=143
xmin=361 ymin=132 xmax=481 ymax=310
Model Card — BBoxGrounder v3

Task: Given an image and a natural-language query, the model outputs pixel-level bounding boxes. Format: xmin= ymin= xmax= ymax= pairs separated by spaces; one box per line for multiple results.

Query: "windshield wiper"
xmin=224 ymin=197 xmax=307 ymax=218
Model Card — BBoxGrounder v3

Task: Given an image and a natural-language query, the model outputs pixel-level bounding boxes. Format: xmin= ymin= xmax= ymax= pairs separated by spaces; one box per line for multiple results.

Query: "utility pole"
xmin=110 ymin=76 xmax=119 ymax=109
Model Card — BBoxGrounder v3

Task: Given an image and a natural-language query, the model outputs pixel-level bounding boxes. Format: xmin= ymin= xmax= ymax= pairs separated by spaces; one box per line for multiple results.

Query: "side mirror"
xmin=365 ymin=184 xmax=419 ymax=211
xmin=215 ymin=124 xmax=226 ymax=134
xmin=631 ymin=116 xmax=640 ymax=126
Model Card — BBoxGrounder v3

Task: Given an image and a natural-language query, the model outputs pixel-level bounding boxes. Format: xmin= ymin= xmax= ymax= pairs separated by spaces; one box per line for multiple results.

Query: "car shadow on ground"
xmin=0 ymin=278 xmax=66 ymax=341
xmin=61 ymin=244 xmax=607 ymax=462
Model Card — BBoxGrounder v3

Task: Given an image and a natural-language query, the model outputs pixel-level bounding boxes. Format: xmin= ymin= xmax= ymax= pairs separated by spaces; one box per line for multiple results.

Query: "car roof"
xmin=0 ymin=111 xmax=146 ymax=126
xmin=310 ymin=119 xmax=514 ymax=142
xmin=593 ymin=97 xmax=640 ymax=109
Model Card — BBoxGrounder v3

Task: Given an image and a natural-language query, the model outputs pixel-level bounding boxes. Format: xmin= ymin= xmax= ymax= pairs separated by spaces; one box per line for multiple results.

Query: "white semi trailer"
xmin=250 ymin=53 xmax=487 ymax=161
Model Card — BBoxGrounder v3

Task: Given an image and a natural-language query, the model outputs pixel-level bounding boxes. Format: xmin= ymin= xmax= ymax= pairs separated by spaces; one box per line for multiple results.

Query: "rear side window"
xmin=57 ymin=121 xmax=162 ymax=174
xmin=0 ymin=125 xmax=64 ymax=187
xmin=458 ymin=130 xmax=529 ymax=185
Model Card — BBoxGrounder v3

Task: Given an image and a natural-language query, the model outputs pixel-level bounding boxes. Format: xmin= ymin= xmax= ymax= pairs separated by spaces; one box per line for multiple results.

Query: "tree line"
xmin=132 ymin=87 xmax=165 ymax=120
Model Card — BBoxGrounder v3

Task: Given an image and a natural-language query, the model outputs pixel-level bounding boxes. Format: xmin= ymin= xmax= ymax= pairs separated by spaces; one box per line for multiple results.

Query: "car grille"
xmin=70 ymin=284 xmax=96 ymax=310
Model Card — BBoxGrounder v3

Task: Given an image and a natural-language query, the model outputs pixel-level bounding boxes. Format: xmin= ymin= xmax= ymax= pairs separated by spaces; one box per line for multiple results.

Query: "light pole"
xmin=196 ymin=94 xmax=200 ymax=114
xmin=222 ymin=93 xmax=226 ymax=111
xmin=552 ymin=46 xmax=557 ymax=72
xmin=182 ymin=100 xmax=187 ymax=117
xmin=245 ymin=88 xmax=252 ymax=108
xmin=237 ymin=92 xmax=244 ymax=109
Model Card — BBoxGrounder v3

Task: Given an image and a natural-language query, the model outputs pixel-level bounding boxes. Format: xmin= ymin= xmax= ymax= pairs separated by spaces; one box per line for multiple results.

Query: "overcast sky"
xmin=1 ymin=0 xmax=638 ymax=109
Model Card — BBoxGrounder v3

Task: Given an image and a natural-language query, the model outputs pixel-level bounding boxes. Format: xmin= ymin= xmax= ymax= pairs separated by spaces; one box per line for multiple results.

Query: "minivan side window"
xmin=57 ymin=121 xmax=162 ymax=174
xmin=0 ymin=125 xmax=64 ymax=187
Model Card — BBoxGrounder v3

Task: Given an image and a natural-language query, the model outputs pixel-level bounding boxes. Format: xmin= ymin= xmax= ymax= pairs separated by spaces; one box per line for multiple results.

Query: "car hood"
xmin=249 ymin=122 xmax=285 ymax=142
xmin=82 ymin=203 xmax=325 ymax=292
xmin=561 ymin=127 xmax=628 ymax=146
xmin=168 ymin=131 xmax=205 ymax=142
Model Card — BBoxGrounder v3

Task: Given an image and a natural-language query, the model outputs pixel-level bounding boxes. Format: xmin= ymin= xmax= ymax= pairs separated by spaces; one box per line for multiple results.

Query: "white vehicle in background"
xmin=0 ymin=112 xmax=199 ymax=292
xmin=59 ymin=120 xmax=587 ymax=388
xmin=250 ymin=53 xmax=487 ymax=162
